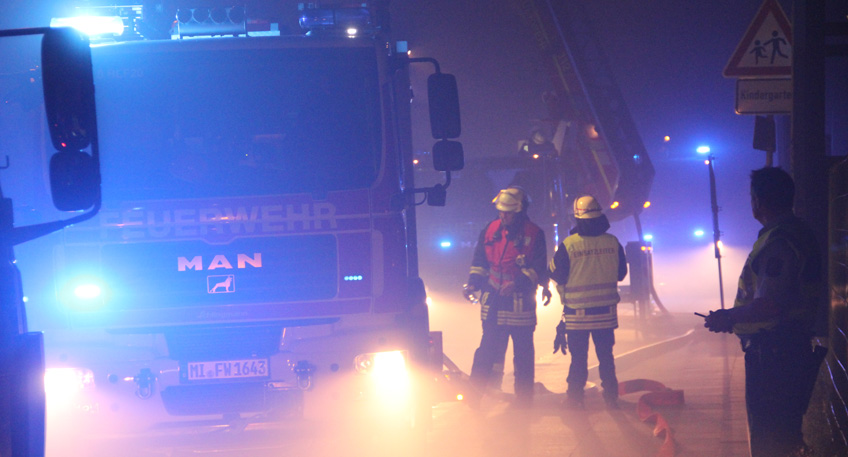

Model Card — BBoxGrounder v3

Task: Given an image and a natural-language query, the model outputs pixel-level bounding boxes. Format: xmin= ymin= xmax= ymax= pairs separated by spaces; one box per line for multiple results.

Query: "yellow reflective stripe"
xmin=479 ymin=292 xmax=537 ymax=326
xmin=564 ymin=319 xmax=618 ymax=330
xmin=564 ymin=312 xmax=617 ymax=323
xmin=480 ymin=293 xmax=491 ymax=320
xmin=563 ymin=306 xmax=618 ymax=330
xmin=497 ymin=318 xmax=536 ymax=326
xmin=495 ymin=311 xmax=536 ymax=326
xmin=470 ymin=266 xmax=488 ymax=276
xmin=564 ymin=292 xmax=620 ymax=307
xmin=563 ymin=282 xmax=618 ymax=293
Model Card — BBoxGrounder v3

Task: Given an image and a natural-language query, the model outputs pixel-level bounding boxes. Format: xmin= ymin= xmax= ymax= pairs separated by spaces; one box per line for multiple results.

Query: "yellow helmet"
xmin=493 ymin=187 xmax=526 ymax=213
xmin=573 ymin=195 xmax=602 ymax=219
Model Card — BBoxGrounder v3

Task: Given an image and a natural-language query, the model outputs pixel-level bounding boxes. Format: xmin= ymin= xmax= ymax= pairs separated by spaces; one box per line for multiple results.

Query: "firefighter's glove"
xmin=704 ymin=309 xmax=734 ymax=334
xmin=553 ymin=320 xmax=567 ymax=355
xmin=542 ymin=287 xmax=552 ymax=307
xmin=462 ymin=284 xmax=479 ymax=304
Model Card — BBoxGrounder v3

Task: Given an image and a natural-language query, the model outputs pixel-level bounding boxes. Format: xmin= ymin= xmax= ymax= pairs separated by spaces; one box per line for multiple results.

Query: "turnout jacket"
xmin=467 ymin=217 xmax=547 ymax=326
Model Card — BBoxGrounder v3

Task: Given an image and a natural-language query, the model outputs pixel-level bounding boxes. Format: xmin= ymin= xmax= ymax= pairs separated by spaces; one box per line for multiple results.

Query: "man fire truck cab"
xmin=14 ymin=2 xmax=463 ymax=451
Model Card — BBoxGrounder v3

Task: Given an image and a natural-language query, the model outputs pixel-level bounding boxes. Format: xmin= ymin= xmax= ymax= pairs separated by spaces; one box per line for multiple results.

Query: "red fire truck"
xmin=10 ymin=3 xmax=463 ymax=453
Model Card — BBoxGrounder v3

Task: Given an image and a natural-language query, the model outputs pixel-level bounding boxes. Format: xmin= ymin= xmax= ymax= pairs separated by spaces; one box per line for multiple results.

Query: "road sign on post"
xmin=735 ymin=78 xmax=792 ymax=114
xmin=723 ymin=0 xmax=792 ymax=78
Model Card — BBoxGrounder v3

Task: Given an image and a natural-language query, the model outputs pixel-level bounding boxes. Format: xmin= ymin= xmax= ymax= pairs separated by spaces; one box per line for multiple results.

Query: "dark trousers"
xmin=743 ymin=336 xmax=821 ymax=457
xmin=565 ymin=328 xmax=618 ymax=400
xmin=470 ymin=319 xmax=535 ymax=401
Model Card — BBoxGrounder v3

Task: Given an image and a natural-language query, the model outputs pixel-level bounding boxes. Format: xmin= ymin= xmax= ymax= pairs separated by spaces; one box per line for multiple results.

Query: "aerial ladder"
xmin=511 ymin=0 xmax=666 ymax=316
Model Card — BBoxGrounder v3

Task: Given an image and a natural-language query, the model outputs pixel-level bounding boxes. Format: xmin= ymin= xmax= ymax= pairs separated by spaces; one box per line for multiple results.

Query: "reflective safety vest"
xmin=732 ymin=216 xmax=820 ymax=336
xmin=558 ymin=233 xmax=621 ymax=310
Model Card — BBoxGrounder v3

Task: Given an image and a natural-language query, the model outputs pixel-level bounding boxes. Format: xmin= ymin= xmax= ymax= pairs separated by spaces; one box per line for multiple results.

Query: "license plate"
xmin=185 ymin=358 xmax=270 ymax=381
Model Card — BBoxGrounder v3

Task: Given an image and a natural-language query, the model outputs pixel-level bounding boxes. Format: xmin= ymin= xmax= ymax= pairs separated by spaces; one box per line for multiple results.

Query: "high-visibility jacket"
xmin=558 ymin=233 xmax=621 ymax=308
xmin=554 ymin=233 xmax=622 ymax=330
xmin=732 ymin=215 xmax=821 ymax=336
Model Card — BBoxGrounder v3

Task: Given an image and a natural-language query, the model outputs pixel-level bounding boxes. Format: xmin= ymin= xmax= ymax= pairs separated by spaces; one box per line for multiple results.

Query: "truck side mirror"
xmin=50 ymin=151 xmax=98 ymax=211
xmin=428 ymin=73 xmax=461 ymax=140
xmin=42 ymin=27 xmax=96 ymax=152
xmin=41 ymin=27 xmax=100 ymax=211
xmin=432 ymin=139 xmax=464 ymax=172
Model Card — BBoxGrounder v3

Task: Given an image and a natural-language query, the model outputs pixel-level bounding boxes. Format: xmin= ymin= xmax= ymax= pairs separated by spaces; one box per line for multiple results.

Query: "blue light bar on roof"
xmin=50 ymin=15 xmax=124 ymax=37
xmin=298 ymin=6 xmax=372 ymax=35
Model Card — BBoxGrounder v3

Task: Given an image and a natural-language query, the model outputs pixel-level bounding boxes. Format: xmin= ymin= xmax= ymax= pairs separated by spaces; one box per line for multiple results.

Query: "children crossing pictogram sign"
xmin=723 ymin=0 xmax=792 ymax=78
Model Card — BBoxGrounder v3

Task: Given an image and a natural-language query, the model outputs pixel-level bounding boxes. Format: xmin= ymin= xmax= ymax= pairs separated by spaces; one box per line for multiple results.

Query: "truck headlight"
xmin=354 ymin=351 xmax=411 ymax=403
xmin=44 ymin=367 xmax=95 ymax=411
xmin=354 ymin=350 xmax=406 ymax=375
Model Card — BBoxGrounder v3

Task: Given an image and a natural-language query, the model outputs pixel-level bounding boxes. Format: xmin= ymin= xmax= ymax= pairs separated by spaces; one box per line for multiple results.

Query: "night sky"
xmin=393 ymin=0 xmax=785 ymax=240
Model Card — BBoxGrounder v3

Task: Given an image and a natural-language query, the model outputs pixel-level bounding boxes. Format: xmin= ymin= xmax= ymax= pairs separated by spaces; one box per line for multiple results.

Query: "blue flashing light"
xmin=643 ymin=234 xmax=653 ymax=241
xmin=74 ymin=283 xmax=102 ymax=300
xmin=344 ymin=275 xmax=364 ymax=281
xmin=60 ymin=274 xmax=110 ymax=311
xmin=694 ymin=229 xmax=705 ymax=237
xmin=50 ymin=15 xmax=125 ymax=37
xmin=439 ymin=240 xmax=452 ymax=249
xmin=299 ymin=6 xmax=372 ymax=35
xmin=696 ymin=145 xmax=711 ymax=154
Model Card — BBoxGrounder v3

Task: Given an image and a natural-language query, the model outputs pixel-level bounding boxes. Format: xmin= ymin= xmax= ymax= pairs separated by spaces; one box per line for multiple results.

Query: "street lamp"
xmin=703 ymin=149 xmax=726 ymax=309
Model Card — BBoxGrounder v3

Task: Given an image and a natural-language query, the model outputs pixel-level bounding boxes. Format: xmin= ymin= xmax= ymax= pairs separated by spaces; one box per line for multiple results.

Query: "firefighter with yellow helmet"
xmin=549 ymin=195 xmax=627 ymax=409
xmin=463 ymin=186 xmax=551 ymax=408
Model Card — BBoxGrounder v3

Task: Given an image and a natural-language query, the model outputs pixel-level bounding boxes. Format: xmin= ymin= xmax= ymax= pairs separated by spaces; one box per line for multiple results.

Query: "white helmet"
xmin=573 ymin=195 xmax=602 ymax=219
xmin=493 ymin=187 xmax=526 ymax=213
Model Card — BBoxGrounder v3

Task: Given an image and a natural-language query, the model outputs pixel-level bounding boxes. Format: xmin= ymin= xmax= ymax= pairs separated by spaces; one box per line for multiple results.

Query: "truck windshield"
xmin=92 ymin=41 xmax=382 ymax=200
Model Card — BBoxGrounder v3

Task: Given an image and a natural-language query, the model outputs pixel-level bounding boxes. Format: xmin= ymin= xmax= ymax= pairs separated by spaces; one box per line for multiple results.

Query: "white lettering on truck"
xmin=103 ymin=202 xmax=338 ymax=241
xmin=178 ymin=253 xmax=263 ymax=271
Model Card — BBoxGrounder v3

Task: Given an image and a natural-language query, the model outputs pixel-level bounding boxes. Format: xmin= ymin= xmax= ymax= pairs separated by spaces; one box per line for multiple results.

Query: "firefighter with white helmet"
xmin=549 ymin=194 xmax=627 ymax=409
xmin=463 ymin=186 xmax=551 ymax=408
xmin=573 ymin=194 xmax=603 ymax=219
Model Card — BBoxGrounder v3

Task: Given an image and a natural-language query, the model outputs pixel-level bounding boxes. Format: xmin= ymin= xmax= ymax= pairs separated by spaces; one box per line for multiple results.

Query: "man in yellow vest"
xmin=549 ymin=195 xmax=627 ymax=409
xmin=703 ymin=167 xmax=825 ymax=457
xmin=463 ymin=187 xmax=551 ymax=408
